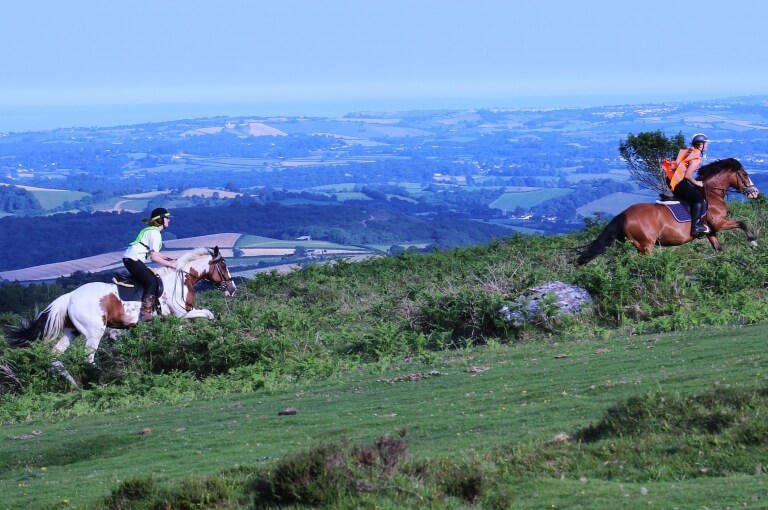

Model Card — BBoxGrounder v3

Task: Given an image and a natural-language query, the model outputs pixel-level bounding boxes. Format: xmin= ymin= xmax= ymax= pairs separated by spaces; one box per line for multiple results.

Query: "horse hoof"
xmin=750 ymin=240 xmax=759 ymax=248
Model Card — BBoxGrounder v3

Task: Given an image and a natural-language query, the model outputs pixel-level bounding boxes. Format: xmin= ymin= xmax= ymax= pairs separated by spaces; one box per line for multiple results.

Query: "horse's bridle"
xmin=704 ymin=166 xmax=758 ymax=198
xmin=208 ymin=253 xmax=235 ymax=293
xmin=173 ymin=252 xmax=236 ymax=311
xmin=735 ymin=168 xmax=759 ymax=197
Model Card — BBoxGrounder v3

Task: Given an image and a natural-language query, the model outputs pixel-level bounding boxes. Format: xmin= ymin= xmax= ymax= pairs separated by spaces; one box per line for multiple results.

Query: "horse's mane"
xmin=176 ymin=247 xmax=212 ymax=268
xmin=156 ymin=247 xmax=211 ymax=275
xmin=698 ymin=158 xmax=742 ymax=181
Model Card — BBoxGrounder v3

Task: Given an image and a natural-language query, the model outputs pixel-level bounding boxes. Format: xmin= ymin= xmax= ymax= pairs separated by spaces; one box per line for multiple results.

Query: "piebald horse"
xmin=577 ymin=158 xmax=760 ymax=265
xmin=5 ymin=247 xmax=236 ymax=372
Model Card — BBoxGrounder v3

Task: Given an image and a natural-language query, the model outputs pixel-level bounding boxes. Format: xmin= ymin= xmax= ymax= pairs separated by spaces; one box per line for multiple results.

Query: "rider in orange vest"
xmin=665 ymin=133 xmax=710 ymax=237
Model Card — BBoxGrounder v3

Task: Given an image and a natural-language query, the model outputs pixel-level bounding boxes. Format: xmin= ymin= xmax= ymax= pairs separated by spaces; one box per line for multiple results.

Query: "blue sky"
xmin=2 ymin=0 xmax=767 ymax=131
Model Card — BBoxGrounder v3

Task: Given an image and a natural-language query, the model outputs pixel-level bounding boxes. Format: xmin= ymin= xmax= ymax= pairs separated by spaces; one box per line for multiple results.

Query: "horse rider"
xmin=668 ymin=133 xmax=711 ymax=237
xmin=122 ymin=207 xmax=177 ymax=321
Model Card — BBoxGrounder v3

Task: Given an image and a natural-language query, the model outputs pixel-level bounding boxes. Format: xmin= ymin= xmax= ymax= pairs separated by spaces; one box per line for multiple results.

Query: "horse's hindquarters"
xmin=624 ymin=203 xmax=692 ymax=251
xmin=69 ymin=282 xmax=138 ymax=329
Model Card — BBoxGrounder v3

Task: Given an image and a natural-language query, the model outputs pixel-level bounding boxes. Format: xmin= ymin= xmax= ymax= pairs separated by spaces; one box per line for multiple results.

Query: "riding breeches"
xmin=123 ymin=258 xmax=158 ymax=298
xmin=672 ymin=180 xmax=706 ymax=205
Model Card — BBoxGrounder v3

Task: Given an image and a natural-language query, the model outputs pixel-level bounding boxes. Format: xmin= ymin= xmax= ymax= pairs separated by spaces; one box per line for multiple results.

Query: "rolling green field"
xmin=490 ymin=188 xmax=574 ymax=211
xmin=2 ymin=324 xmax=767 ymax=509
xmin=235 ymin=235 xmax=365 ymax=251
xmin=27 ymin=188 xmax=89 ymax=209
xmin=576 ymin=192 xmax=654 ymax=217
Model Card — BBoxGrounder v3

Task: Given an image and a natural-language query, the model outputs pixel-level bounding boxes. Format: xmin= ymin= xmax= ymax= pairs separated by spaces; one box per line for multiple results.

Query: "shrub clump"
xmin=251 ymin=430 xmax=409 ymax=506
xmin=575 ymin=386 xmax=768 ymax=442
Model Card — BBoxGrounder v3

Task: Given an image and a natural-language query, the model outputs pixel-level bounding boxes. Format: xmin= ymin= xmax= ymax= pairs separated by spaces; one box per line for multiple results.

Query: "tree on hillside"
xmin=619 ymin=130 xmax=685 ymax=196
xmin=0 ymin=185 xmax=41 ymax=213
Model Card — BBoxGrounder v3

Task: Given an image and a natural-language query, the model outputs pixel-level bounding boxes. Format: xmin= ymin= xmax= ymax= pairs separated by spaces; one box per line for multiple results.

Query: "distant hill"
xmin=0 ymin=203 xmax=512 ymax=275
xmin=0 ymin=232 xmax=376 ymax=282
xmin=2 ymin=95 xmax=767 ymax=276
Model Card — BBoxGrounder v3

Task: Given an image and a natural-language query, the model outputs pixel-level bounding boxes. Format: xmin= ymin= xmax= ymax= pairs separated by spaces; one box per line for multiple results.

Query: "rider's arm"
xmin=685 ymin=158 xmax=704 ymax=187
xmin=149 ymin=250 xmax=176 ymax=269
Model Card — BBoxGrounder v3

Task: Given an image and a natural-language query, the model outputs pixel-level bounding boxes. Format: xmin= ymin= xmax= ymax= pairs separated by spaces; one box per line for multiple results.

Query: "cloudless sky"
xmin=2 ymin=0 xmax=766 ymax=131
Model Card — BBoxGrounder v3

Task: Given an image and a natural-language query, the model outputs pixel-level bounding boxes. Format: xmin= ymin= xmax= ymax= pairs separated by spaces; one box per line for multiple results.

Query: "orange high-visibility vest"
xmin=662 ymin=148 xmax=701 ymax=191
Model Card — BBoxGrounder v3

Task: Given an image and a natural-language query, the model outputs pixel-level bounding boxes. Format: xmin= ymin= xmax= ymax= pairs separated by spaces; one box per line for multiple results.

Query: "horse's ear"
xmin=213 ymin=246 xmax=220 ymax=257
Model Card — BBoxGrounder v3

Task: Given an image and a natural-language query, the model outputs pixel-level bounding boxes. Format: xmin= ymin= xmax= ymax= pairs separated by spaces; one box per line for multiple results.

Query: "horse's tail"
xmin=5 ymin=293 xmax=71 ymax=348
xmin=576 ymin=213 xmax=627 ymax=266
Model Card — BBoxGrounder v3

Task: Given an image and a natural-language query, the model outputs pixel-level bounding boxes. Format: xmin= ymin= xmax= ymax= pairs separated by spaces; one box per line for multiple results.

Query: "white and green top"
xmin=122 ymin=226 xmax=163 ymax=261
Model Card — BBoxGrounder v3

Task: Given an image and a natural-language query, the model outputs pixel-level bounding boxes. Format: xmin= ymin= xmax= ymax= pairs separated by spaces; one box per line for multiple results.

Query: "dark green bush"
xmin=575 ymin=387 xmax=768 ymax=442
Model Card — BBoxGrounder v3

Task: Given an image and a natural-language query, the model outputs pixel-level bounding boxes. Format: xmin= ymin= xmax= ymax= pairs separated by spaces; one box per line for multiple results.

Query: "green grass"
xmin=27 ymin=189 xmax=89 ymax=209
xmin=2 ymin=324 xmax=767 ymax=509
xmin=2 ymin=198 xmax=767 ymax=508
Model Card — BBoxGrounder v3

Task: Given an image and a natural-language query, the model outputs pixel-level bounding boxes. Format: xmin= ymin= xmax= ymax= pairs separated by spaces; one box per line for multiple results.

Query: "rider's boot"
xmin=689 ymin=202 xmax=709 ymax=237
xmin=139 ymin=295 xmax=156 ymax=322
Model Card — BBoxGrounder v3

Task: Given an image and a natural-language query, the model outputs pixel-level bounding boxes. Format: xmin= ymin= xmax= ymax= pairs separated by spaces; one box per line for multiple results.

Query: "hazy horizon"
xmin=4 ymin=1 xmax=767 ymax=133
xmin=1 ymin=92 xmax=757 ymax=134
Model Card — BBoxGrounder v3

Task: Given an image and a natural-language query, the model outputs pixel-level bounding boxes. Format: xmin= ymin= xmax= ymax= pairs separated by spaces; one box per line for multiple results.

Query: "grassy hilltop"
xmin=1 ymin=198 xmax=768 ymax=508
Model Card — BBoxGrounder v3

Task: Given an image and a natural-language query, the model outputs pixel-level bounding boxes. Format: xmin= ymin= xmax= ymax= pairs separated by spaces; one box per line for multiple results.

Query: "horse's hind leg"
xmin=628 ymin=236 xmax=656 ymax=256
xmin=67 ymin=316 xmax=107 ymax=364
xmin=52 ymin=327 xmax=79 ymax=357
xmin=707 ymin=235 xmax=723 ymax=252
xmin=50 ymin=360 xmax=80 ymax=389
xmin=49 ymin=327 xmax=82 ymax=389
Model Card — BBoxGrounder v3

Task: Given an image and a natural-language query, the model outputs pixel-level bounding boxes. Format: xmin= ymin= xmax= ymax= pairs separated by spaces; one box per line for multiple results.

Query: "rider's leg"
xmin=139 ymin=294 xmax=156 ymax=322
xmin=674 ymin=182 xmax=709 ymax=237
xmin=689 ymin=201 xmax=709 ymax=237
xmin=123 ymin=258 xmax=158 ymax=321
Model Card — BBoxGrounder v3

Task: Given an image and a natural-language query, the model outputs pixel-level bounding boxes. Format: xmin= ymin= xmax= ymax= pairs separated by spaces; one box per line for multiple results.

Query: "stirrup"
xmin=692 ymin=225 xmax=711 ymax=237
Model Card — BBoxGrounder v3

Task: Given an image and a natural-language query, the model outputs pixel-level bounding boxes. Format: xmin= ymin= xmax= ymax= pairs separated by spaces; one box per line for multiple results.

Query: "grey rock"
xmin=501 ymin=281 xmax=592 ymax=327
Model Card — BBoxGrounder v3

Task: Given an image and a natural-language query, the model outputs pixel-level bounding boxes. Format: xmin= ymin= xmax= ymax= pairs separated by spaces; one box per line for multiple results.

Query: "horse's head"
xmin=176 ymin=246 xmax=237 ymax=296
xmin=207 ymin=246 xmax=237 ymax=297
xmin=699 ymin=158 xmax=760 ymax=199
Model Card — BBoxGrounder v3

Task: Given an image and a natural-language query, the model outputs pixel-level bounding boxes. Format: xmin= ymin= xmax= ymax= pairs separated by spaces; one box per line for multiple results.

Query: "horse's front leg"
xmin=164 ymin=288 xmax=215 ymax=320
xmin=183 ymin=308 xmax=215 ymax=320
xmin=712 ymin=218 xmax=758 ymax=248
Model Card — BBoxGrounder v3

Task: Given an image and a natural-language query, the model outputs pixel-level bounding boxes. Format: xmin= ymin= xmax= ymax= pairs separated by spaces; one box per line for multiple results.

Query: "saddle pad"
xmin=661 ymin=202 xmax=706 ymax=223
xmin=113 ymin=274 xmax=165 ymax=302
xmin=116 ymin=284 xmax=144 ymax=302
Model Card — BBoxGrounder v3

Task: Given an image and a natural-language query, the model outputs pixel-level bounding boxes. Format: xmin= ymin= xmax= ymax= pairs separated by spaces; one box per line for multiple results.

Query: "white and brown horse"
xmin=5 ymin=247 xmax=236 ymax=368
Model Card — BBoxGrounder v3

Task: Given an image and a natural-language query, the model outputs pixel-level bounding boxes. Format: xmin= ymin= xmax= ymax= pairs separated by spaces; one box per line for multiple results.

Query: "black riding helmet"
xmin=150 ymin=207 xmax=171 ymax=221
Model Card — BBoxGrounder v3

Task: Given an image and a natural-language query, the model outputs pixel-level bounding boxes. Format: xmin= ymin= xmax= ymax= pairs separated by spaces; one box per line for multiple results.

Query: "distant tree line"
xmin=0 ymin=201 xmax=513 ymax=272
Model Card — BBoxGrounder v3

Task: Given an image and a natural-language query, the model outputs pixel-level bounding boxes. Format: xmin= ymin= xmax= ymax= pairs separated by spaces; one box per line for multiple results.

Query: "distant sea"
xmin=0 ymin=93 xmax=736 ymax=134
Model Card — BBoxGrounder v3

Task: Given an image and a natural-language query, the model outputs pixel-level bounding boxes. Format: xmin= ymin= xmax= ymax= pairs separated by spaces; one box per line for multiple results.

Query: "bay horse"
xmin=5 ymin=247 xmax=236 ymax=375
xmin=576 ymin=158 xmax=760 ymax=265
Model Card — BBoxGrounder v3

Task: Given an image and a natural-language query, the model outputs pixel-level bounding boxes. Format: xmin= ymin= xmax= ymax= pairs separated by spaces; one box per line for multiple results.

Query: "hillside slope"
xmin=2 ymin=197 xmax=768 ymax=508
